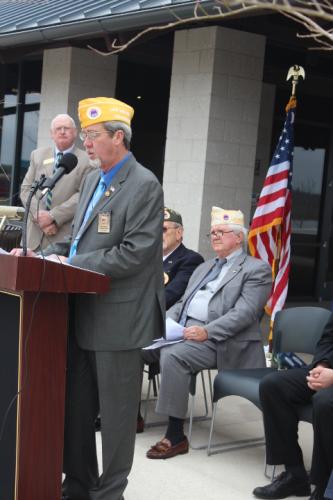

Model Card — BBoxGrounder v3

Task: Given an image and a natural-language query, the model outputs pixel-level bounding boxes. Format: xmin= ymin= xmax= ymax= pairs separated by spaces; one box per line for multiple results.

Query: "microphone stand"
xmin=22 ymin=175 xmax=46 ymax=256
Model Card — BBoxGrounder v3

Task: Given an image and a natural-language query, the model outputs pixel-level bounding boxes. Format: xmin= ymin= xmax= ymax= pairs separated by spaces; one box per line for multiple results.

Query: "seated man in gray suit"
xmin=20 ymin=113 xmax=94 ymax=251
xmin=144 ymin=206 xmax=272 ymax=459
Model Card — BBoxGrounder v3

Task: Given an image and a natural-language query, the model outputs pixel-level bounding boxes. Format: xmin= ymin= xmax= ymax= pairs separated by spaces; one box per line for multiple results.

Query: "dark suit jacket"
xmin=164 ymin=243 xmax=204 ymax=309
xmin=312 ymin=313 xmax=333 ymax=367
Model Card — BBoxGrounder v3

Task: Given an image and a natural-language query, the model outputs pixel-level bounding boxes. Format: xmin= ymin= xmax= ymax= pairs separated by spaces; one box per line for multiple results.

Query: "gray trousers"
xmin=142 ymin=339 xmax=217 ymax=419
xmin=63 ymin=332 xmax=142 ymax=500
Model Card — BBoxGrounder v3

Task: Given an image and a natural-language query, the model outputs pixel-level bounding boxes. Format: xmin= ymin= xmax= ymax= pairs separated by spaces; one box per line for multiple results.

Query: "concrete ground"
xmin=96 ymin=369 xmax=314 ymax=500
xmin=96 ymin=305 xmax=331 ymax=500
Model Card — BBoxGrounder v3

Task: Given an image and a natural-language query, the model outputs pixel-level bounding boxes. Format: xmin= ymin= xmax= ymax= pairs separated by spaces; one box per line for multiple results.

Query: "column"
xmin=38 ymin=47 xmax=117 ymax=147
xmin=163 ymin=26 xmax=265 ymax=256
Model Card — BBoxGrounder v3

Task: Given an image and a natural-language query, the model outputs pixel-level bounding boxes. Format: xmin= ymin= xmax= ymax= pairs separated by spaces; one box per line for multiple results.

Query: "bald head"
xmin=50 ymin=114 xmax=77 ymax=152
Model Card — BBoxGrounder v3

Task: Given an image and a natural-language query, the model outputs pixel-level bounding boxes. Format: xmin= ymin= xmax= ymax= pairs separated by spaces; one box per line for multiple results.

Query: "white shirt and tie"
xmin=186 ymin=247 xmax=243 ymax=323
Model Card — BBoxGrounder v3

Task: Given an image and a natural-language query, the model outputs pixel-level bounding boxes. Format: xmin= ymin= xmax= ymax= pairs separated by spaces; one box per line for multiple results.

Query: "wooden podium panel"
xmin=0 ymin=293 xmax=20 ymax=499
xmin=0 ymin=255 xmax=109 ymax=500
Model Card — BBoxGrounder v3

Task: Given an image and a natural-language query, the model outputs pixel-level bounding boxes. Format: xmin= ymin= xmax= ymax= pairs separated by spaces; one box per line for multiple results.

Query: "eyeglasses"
xmin=207 ymin=230 xmax=234 ymax=238
xmin=79 ymin=131 xmax=105 ymax=141
xmin=163 ymin=225 xmax=179 ymax=233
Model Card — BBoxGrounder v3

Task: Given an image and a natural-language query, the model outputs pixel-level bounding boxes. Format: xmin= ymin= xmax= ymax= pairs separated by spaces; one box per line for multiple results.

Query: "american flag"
xmin=248 ymin=96 xmax=296 ymax=334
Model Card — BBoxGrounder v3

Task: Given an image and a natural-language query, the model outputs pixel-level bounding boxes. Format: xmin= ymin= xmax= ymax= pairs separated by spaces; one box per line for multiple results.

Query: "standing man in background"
xmin=20 ymin=113 xmax=94 ymax=251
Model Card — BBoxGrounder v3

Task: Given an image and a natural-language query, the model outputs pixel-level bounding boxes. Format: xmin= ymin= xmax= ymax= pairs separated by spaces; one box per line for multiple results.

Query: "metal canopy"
xmin=0 ymin=0 xmax=205 ymax=47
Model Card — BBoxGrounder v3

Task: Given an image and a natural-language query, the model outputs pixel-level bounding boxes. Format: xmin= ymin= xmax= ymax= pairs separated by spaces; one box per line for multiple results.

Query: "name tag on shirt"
xmin=98 ymin=212 xmax=111 ymax=233
xmin=43 ymin=157 xmax=54 ymax=165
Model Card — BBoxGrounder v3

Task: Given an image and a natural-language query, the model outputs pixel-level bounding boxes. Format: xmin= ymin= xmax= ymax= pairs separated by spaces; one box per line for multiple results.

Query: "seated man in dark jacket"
xmin=253 ymin=313 xmax=333 ymax=500
xmin=136 ymin=207 xmax=204 ymax=432
xmin=162 ymin=207 xmax=204 ymax=309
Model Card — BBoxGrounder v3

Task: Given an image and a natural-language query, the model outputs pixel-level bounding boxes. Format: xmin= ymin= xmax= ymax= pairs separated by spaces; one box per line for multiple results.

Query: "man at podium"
xmin=13 ymin=97 xmax=164 ymax=500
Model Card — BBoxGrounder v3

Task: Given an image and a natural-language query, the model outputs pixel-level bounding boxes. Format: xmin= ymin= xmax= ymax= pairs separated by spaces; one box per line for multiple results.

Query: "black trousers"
xmin=260 ymin=368 xmax=333 ymax=492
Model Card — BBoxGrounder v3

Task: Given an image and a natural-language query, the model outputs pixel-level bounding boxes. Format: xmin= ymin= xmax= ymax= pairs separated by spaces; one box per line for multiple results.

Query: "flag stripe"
xmin=260 ymin=179 xmax=288 ymax=198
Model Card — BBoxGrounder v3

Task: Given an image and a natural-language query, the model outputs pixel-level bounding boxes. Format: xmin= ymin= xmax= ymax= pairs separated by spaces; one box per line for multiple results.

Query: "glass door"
xmin=288 ymin=140 xmax=326 ymax=298
xmin=317 ymin=127 xmax=333 ymax=300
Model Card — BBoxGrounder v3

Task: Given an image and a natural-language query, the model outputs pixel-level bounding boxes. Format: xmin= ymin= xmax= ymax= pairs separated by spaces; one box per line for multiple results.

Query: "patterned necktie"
xmin=45 ymin=152 xmax=63 ymax=210
xmin=178 ymin=258 xmax=227 ymax=326
xmin=68 ymin=178 xmax=107 ymax=259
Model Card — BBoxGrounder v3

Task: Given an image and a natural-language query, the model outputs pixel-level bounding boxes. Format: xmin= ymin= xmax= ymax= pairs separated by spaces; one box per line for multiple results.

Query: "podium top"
xmin=0 ymin=254 xmax=110 ymax=294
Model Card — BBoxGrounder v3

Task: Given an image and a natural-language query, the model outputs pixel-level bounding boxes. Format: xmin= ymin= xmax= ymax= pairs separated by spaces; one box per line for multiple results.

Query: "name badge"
xmin=98 ymin=212 xmax=111 ymax=233
xmin=43 ymin=158 xmax=54 ymax=165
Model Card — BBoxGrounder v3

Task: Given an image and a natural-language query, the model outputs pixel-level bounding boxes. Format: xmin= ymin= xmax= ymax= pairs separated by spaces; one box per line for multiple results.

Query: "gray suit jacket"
xmin=48 ymin=153 xmax=165 ymax=352
xmin=20 ymin=145 xmax=94 ymax=251
xmin=167 ymin=252 xmax=272 ymax=370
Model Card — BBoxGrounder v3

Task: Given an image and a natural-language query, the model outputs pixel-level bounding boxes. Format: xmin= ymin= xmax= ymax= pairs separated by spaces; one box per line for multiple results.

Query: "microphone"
xmin=40 ymin=152 xmax=78 ymax=197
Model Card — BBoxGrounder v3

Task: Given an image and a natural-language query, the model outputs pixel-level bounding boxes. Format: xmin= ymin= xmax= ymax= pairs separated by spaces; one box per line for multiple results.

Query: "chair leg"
xmin=143 ymin=378 xmax=153 ymax=423
xmin=206 ymin=401 xmax=265 ymax=455
xmin=201 ymin=371 xmax=209 ymax=417
xmin=207 ymin=402 xmax=218 ymax=456
xmin=188 ymin=390 xmax=195 ymax=445
xmin=264 ymin=463 xmax=277 ymax=480
xmin=152 ymin=376 xmax=158 ymax=397
xmin=208 ymin=370 xmax=213 ymax=411
xmin=188 ymin=370 xmax=214 ymax=450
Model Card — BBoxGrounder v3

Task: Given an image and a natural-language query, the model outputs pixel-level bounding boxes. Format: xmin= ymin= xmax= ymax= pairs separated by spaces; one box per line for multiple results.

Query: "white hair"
xmin=228 ymin=224 xmax=248 ymax=251
xmin=51 ymin=114 xmax=76 ymax=130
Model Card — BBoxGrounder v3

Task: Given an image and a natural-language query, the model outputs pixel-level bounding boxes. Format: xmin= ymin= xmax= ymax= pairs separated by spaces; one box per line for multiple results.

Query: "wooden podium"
xmin=0 ymin=255 xmax=109 ymax=500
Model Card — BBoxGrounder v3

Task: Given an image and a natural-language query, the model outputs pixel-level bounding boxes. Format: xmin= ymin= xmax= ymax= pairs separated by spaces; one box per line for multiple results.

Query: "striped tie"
xmin=45 ymin=152 xmax=63 ymax=210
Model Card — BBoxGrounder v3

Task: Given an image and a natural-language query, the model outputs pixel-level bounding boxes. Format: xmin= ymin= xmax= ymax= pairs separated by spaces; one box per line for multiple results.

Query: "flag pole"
xmin=270 ymin=67 xmax=306 ymax=299
xmin=266 ymin=66 xmax=304 ymax=352
xmin=249 ymin=66 xmax=306 ymax=356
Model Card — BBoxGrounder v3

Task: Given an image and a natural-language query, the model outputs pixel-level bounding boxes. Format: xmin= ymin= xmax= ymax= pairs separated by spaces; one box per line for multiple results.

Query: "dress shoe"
xmin=137 ymin=416 xmax=144 ymax=433
xmin=253 ymin=471 xmax=310 ymax=499
xmin=146 ymin=436 xmax=189 ymax=459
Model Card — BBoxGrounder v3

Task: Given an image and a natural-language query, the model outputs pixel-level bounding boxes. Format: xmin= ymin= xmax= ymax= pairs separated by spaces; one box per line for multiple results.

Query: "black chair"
xmin=207 ymin=306 xmax=331 ymax=457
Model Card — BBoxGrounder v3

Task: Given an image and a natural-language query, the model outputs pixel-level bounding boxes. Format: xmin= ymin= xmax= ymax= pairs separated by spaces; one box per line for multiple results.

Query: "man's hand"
xmin=10 ymin=248 xmax=37 ymax=257
xmin=183 ymin=325 xmax=208 ymax=342
xmin=306 ymin=365 xmax=333 ymax=391
xmin=37 ymin=210 xmax=54 ymax=229
xmin=43 ymin=222 xmax=58 ymax=236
